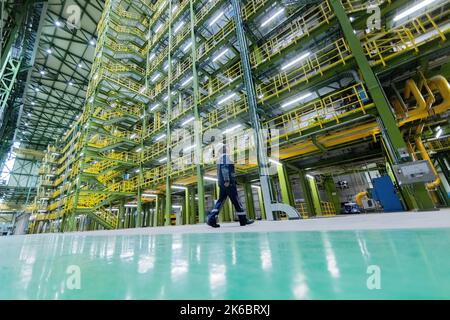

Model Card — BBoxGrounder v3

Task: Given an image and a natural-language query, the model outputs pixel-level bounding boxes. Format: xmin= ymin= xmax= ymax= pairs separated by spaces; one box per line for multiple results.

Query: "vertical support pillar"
xmin=330 ymin=0 xmax=434 ymax=210
xmin=183 ymin=188 xmax=191 ymax=225
xmin=189 ymin=0 xmax=206 ymax=223
xmin=298 ymin=170 xmax=316 ymax=217
xmin=324 ymin=176 xmax=340 ymax=214
xmin=277 ymin=164 xmax=295 ymax=206
xmin=257 ymin=186 xmax=266 ymax=220
xmin=230 ymin=0 xmax=299 ymax=219
xmin=165 ymin=1 xmax=173 ymax=225
xmin=437 ymin=156 xmax=450 ymax=206
xmin=244 ymin=182 xmax=256 ymax=219
xmin=308 ymin=176 xmax=322 ymax=216
xmin=119 ymin=199 xmax=125 ymax=229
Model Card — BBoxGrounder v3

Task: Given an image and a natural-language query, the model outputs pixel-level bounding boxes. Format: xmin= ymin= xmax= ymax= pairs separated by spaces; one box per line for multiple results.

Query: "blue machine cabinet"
xmin=372 ymin=176 xmax=404 ymax=212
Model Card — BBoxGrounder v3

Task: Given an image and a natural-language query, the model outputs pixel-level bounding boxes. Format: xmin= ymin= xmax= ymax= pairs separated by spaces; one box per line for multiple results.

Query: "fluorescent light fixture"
xmin=35 ymin=87 xmax=40 ymax=92
xmin=89 ymin=39 xmax=95 ymax=46
xmin=78 ymin=63 xmax=82 ymax=68
xmin=269 ymin=158 xmax=282 ymax=166
xmin=172 ymin=5 xmax=178 ymax=13
xmin=172 ymin=205 xmax=183 ymax=209
xmin=281 ymin=52 xmax=311 ymax=70
xmin=135 ymin=148 xmax=142 ymax=153
xmin=150 ymin=103 xmax=160 ymax=111
xmin=306 ymin=174 xmax=314 ymax=180
xmin=181 ymin=76 xmax=193 ymax=87
xmin=55 ymin=20 xmax=62 ymax=27
xmin=140 ymin=86 xmax=147 ymax=93
xmin=393 ymin=0 xmax=438 ymax=22
xmin=212 ymin=48 xmax=229 ymax=62
xmin=155 ymin=24 xmax=163 ymax=33
xmin=172 ymin=185 xmax=187 ymax=190
xmin=281 ymin=92 xmax=313 ymax=108
xmin=46 ymin=48 xmax=52 ymax=54
xmin=174 ymin=21 xmax=184 ymax=33
xmin=209 ymin=12 xmax=225 ymax=26
xmin=158 ymin=157 xmax=167 ymax=163
xmin=218 ymin=92 xmax=237 ymax=105
xmin=142 ymin=194 xmax=157 ymax=198
xmin=135 ymin=169 xmax=140 ymax=173
xmin=149 ymin=53 xmax=156 ymax=60
xmin=68 ymin=81 xmax=74 ymax=86
xmin=204 ymin=176 xmax=218 ymax=182
xmin=155 ymin=134 xmax=166 ymax=141
xmin=184 ymin=144 xmax=196 ymax=152
xmin=125 ymin=204 xmax=138 ymax=208
xmin=31 ymin=102 xmax=35 ymax=105
xmin=251 ymin=185 xmax=261 ymax=189
xmin=181 ymin=116 xmax=195 ymax=126
xmin=151 ymin=73 xmax=161 ymax=82
xmin=223 ymin=124 xmax=242 ymax=134
xmin=436 ymin=128 xmax=443 ymax=139
xmin=183 ymin=41 xmax=192 ymax=52
xmin=40 ymin=70 xmax=45 ymax=75
xmin=130 ymin=134 xmax=137 ymax=139
xmin=261 ymin=8 xmax=285 ymax=27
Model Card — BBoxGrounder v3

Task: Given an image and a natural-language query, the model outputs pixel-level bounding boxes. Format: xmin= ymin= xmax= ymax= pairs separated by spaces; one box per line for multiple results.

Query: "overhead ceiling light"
xmin=155 ymin=134 xmax=166 ymax=141
xmin=135 ymin=169 xmax=140 ymax=173
xmin=218 ymin=92 xmax=237 ymax=105
xmin=89 ymin=39 xmax=95 ymax=46
xmin=135 ymin=147 xmax=142 ymax=153
xmin=223 ymin=124 xmax=242 ymax=134
xmin=151 ymin=73 xmax=161 ymax=82
xmin=171 ymin=4 xmax=178 ymax=13
xmin=204 ymin=176 xmax=218 ymax=182
xmin=150 ymin=103 xmax=160 ymax=111
xmin=130 ymin=134 xmax=137 ymax=139
xmin=212 ymin=48 xmax=229 ymax=62
xmin=155 ymin=24 xmax=163 ymax=33
xmin=181 ymin=116 xmax=195 ymax=126
xmin=78 ymin=63 xmax=82 ymax=68
xmin=142 ymin=194 xmax=157 ymax=198
xmin=35 ymin=87 xmax=40 ymax=92
xmin=393 ymin=0 xmax=438 ymax=22
xmin=54 ymin=20 xmax=62 ymax=27
xmin=261 ymin=8 xmax=285 ymax=28
xmin=68 ymin=81 xmax=74 ymax=86
xmin=183 ymin=41 xmax=192 ymax=52
xmin=158 ymin=157 xmax=167 ymax=163
xmin=269 ymin=158 xmax=282 ymax=166
xmin=281 ymin=92 xmax=313 ymax=108
xmin=251 ymin=185 xmax=261 ymax=189
xmin=39 ymin=70 xmax=45 ymax=75
xmin=172 ymin=185 xmax=187 ymax=190
xmin=435 ymin=128 xmax=443 ymax=139
xmin=184 ymin=144 xmax=196 ymax=152
xmin=46 ymin=48 xmax=52 ymax=54
xmin=181 ymin=76 xmax=193 ymax=87
xmin=281 ymin=52 xmax=311 ymax=70
xmin=306 ymin=174 xmax=314 ymax=180
xmin=209 ymin=12 xmax=225 ymax=26
xmin=174 ymin=21 xmax=184 ymax=34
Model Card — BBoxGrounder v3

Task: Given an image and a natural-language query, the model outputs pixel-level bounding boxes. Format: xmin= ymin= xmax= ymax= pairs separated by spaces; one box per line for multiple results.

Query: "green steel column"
xmin=230 ymin=0 xmax=299 ymax=220
xmin=277 ymin=164 xmax=295 ymax=207
xmin=119 ymin=199 xmax=125 ymax=229
xmin=298 ymin=170 xmax=316 ymax=217
xmin=244 ymin=182 xmax=256 ymax=219
xmin=324 ymin=176 xmax=341 ymax=214
xmin=183 ymin=188 xmax=190 ymax=225
xmin=189 ymin=187 xmax=196 ymax=224
xmin=165 ymin=1 xmax=173 ymax=225
xmin=257 ymin=187 xmax=266 ymax=220
xmin=308 ymin=176 xmax=322 ymax=216
xmin=437 ymin=156 xmax=450 ymax=206
xmin=189 ymin=0 xmax=206 ymax=223
xmin=153 ymin=196 xmax=159 ymax=227
xmin=330 ymin=0 xmax=434 ymax=210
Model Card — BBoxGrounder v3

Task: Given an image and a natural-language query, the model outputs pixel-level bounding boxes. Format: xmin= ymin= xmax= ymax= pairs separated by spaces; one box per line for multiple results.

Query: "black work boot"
xmin=207 ymin=212 xmax=220 ymax=228
xmin=238 ymin=215 xmax=254 ymax=226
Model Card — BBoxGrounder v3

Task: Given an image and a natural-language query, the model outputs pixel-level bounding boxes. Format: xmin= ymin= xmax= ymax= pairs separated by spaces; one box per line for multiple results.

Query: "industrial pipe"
xmin=355 ymin=191 xmax=368 ymax=207
xmin=428 ymin=76 xmax=450 ymax=114
xmin=415 ymin=124 xmax=440 ymax=191
xmin=404 ymin=79 xmax=427 ymax=113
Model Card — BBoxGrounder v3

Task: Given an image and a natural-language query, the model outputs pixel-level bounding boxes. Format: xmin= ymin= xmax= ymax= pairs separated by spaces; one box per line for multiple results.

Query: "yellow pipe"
xmin=355 ymin=191 xmax=368 ymax=207
xmin=415 ymin=124 xmax=440 ymax=191
xmin=428 ymin=75 xmax=450 ymax=114
xmin=404 ymin=79 xmax=427 ymax=112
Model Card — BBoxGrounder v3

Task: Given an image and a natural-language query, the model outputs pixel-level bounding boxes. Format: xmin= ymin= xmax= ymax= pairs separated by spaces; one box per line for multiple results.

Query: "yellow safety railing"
xmin=320 ymin=201 xmax=337 ymax=216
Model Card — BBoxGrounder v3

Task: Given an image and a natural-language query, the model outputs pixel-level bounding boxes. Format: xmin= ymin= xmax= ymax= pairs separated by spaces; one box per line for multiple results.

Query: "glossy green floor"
xmin=1 ymin=226 xmax=450 ymax=299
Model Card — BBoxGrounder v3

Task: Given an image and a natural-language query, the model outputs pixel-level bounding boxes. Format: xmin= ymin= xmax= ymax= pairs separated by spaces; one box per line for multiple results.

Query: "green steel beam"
xmin=298 ymin=169 xmax=316 ymax=217
xmin=324 ymin=176 xmax=341 ymax=214
xmin=277 ymin=164 xmax=295 ymax=207
xmin=244 ymin=182 xmax=256 ymax=220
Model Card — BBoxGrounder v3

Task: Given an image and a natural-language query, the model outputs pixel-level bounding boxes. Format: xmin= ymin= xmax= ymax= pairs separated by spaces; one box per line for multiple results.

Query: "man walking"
xmin=206 ymin=144 xmax=254 ymax=228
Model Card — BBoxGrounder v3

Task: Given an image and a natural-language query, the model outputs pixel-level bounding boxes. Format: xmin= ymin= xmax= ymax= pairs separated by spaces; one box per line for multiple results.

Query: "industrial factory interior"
xmin=1 ymin=0 xmax=450 ymax=302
